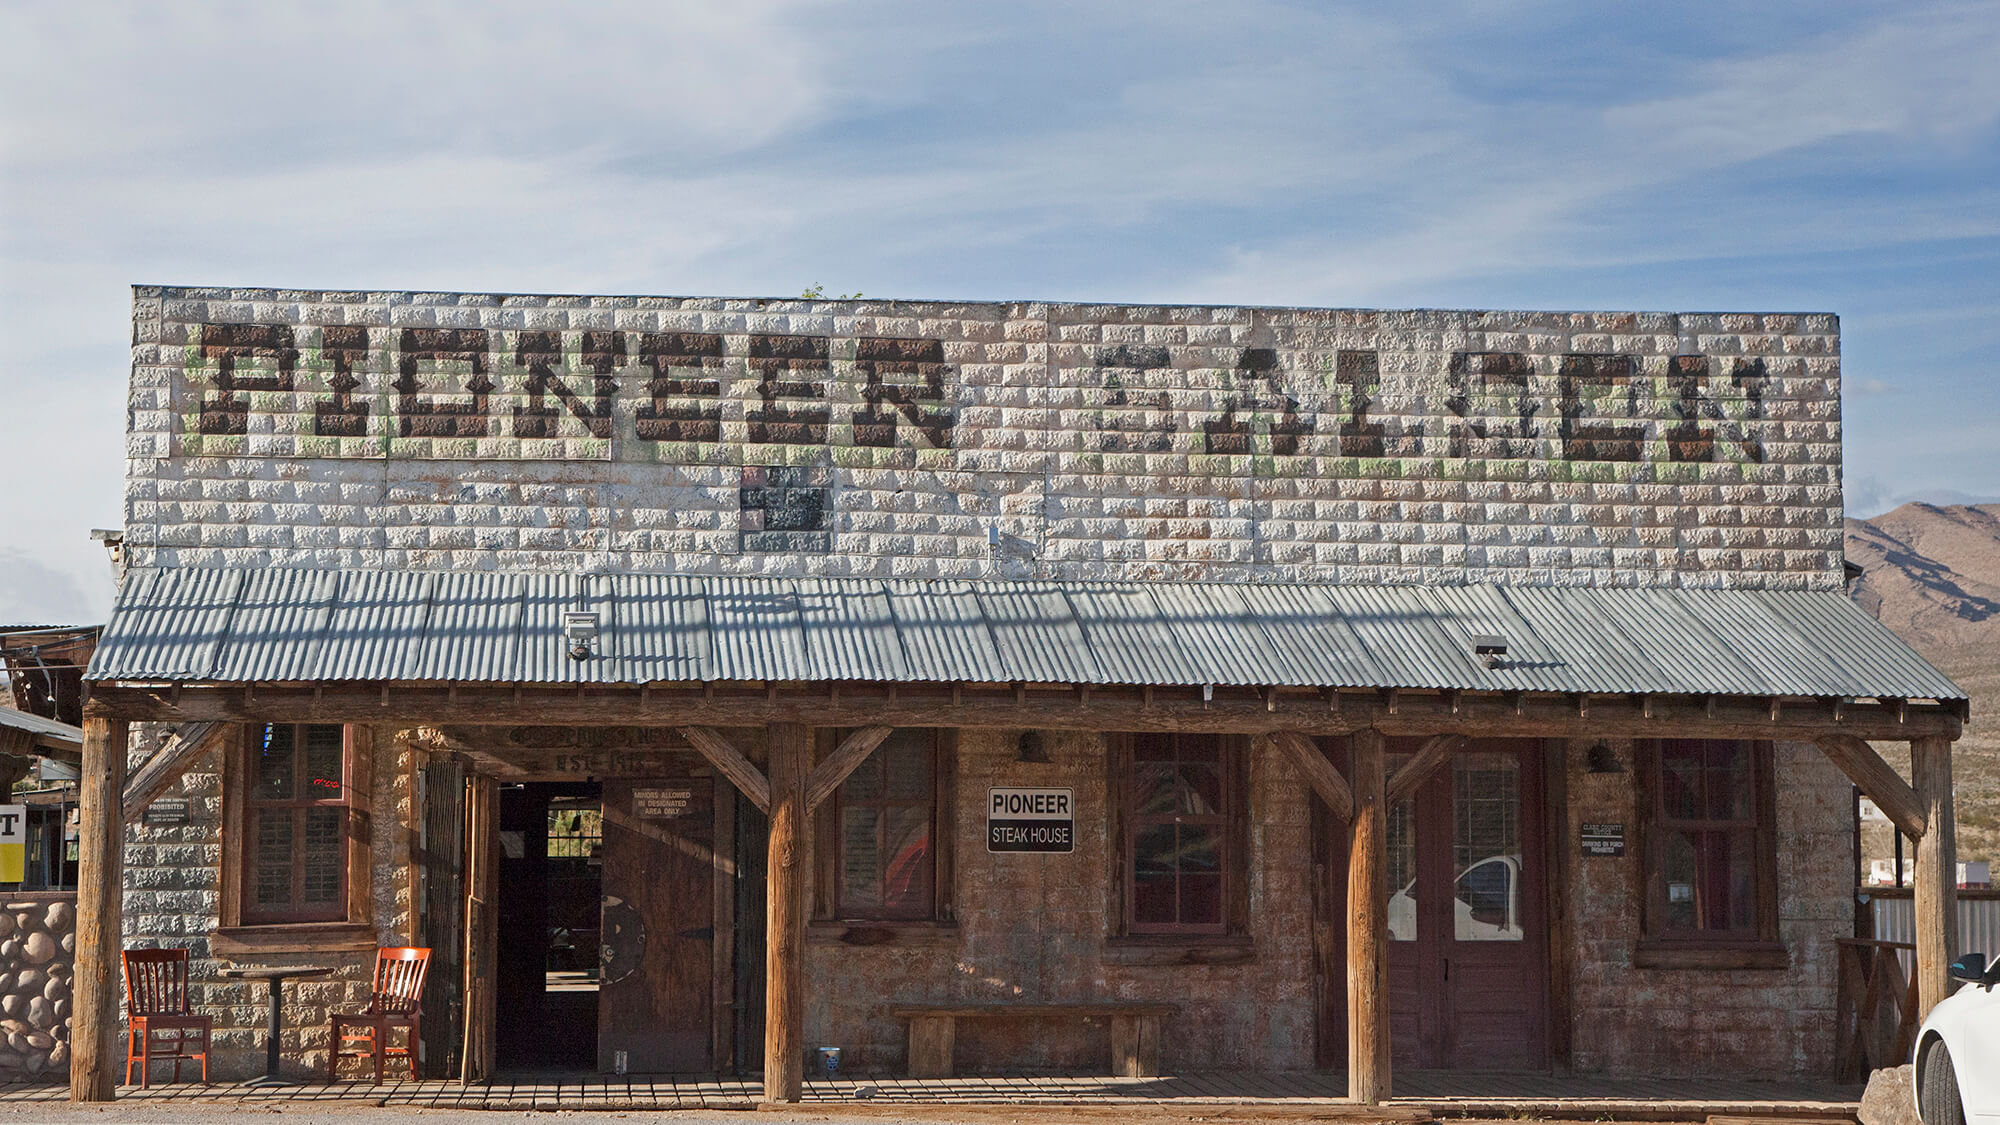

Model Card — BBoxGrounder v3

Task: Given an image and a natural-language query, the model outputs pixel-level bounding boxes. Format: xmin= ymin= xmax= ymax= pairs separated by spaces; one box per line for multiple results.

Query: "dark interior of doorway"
xmin=498 ymin=781 xmax=603 ymax=1071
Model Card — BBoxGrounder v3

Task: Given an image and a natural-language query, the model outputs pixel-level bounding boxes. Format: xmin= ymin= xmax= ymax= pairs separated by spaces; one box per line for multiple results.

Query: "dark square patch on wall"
xmin=740 ymin=465 xmax=832 ymax=554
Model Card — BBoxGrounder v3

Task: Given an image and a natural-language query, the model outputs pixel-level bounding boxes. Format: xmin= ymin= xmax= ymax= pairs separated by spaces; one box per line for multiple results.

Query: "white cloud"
xmin=1 ymin=0 xmax=1996 ymax=610
xmin=0 ymin=548 xmax=106 ymax=626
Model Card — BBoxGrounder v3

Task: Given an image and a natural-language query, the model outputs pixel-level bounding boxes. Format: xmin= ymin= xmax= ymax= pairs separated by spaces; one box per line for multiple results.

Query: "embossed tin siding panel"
xmin=87 ymin=568 xmax=1966 ymax=701
xmin=129 ymin=289 xmax=1851 ymax=592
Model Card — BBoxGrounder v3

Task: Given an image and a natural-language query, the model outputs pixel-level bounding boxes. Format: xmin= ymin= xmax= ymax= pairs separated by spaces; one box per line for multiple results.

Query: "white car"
xmin=1914 ymin=953 xmax=2000 ymax=1125
xmin=1386 ymin=854 xmax=1523 ymax=942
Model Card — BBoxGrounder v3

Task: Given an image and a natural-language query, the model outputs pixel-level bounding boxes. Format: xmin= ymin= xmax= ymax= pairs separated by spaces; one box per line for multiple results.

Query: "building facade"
xmin=75 ymin=288 xmax=1964 ymax=1099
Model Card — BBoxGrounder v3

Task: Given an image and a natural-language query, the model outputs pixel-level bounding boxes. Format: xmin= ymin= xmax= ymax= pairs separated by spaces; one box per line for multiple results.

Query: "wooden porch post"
xmin=1346 ymin=728 xmax=1390 ymax=1104
xmin=764 ymin=722 xmax=810 ymax=1103
xmin=460 ymin=774 xmax=499 ymax=1083
xmin=1912 ymin=735 xmax=1959 ymax=1018
xmin=70 ymin=715 xmax=127 ymax=1102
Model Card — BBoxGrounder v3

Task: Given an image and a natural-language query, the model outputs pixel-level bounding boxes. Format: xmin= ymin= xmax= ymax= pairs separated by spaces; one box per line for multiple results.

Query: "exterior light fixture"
xmin=1587 ymin=741 xmax=1623 ymax=773
xmin=1016 ymin=731 xmax=1049 ymax=763
xmin=563 ymin=611 xmax=600 ymax=662
xmin=1471 ymin=634 xmax=1508 ymax=669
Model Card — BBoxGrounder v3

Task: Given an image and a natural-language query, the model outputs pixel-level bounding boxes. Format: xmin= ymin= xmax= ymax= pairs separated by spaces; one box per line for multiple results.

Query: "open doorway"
xmin=497 ymin=782 xmax=603 ymax=1070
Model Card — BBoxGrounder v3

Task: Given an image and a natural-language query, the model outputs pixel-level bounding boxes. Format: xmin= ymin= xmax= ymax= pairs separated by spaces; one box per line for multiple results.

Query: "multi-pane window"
xmin=1642 ymin=739 xmax=1775 ymax=943
xmin=835 ymin=728 xmax=938 ymax=920
xmin=1125 ymin=732 xmax=1233 ymax=934
xmin=244 ymin=724 xmax=350 ymax=924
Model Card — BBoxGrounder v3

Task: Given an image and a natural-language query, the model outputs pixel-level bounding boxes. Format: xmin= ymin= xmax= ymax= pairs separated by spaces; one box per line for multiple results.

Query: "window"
xmin=244 ymin=724 xmax=351 ymax=923
xmin=821 ymin=728 xmax=953 ymax=922
xmin=1637 ymin=738 xmax=1781 ymax=966
xmin=1118 ymin=732 xmax=1247 ymax=936
xmin=218 ymin=723 xmax=374 ymax=951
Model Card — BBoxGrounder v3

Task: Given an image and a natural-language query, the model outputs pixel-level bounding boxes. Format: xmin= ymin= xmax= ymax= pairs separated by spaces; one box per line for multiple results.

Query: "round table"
xmin=218 ymin=965 xmax=334 ymax=1086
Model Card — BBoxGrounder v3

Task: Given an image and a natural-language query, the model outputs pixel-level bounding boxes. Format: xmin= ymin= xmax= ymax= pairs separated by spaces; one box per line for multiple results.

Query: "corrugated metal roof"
xmin=85 ymin=568 xmax=1968 ymax=701
xmin=0 ymin=707 xmax=84 ymax=746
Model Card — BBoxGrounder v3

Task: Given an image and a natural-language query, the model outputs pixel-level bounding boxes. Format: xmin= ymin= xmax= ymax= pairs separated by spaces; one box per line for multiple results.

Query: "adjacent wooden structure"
xmin=76 ymin=677 xmax=1964 ymax=1104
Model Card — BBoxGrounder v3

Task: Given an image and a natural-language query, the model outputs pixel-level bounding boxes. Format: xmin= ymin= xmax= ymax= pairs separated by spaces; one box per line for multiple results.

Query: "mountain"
xmin=1846 ymin=503 xmax=2000 ymax=865
xmin=1847 ymin=503 xmax=2000 ymax=654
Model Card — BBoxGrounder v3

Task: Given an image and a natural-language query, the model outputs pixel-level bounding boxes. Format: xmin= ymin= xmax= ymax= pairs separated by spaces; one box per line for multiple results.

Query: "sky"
xmin=2 ymin=0 xmax=1997 ymax=625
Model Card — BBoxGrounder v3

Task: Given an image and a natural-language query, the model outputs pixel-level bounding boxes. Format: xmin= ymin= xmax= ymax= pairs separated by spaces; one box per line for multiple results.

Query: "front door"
xmin=1386 ymin=742 xmax=1548 ymax=1070
xmin=598 ymin=776 xmax=716 ymax=1073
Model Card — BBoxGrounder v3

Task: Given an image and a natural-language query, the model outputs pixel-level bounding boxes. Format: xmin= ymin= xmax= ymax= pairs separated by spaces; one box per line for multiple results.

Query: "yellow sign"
xmin=0 ymin=805 xmax=25 ymax=883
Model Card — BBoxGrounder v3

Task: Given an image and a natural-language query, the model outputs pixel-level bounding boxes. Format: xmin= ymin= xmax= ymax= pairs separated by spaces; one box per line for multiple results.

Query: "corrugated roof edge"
xmin=82 ymin=568 xmax=1969 ymax=703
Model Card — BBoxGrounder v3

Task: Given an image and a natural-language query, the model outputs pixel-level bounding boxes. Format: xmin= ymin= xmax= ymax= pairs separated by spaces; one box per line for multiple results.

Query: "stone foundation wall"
xmin=0 ymin=894 xmax=76 ymax=1081
xmin=120 ymin=723 xmax=416 ymax=1083
xmin=127 ymin=288 xmax=1844 ymax=590
xmin=1565 ymin=738 xmax=1852 ymax=1076
xmin=804 ymin=729 xmax=1317 ymax=1073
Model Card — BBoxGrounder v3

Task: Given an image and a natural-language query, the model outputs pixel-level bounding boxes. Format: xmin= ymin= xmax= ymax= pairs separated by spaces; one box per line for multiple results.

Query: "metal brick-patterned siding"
xmin=86 ymin=567 xmax=1967 ymax=701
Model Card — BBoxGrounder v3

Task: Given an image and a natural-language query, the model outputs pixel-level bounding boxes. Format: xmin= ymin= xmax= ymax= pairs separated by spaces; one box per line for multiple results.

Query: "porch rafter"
xmin=1269 ymin=730 xmax=1352 ymax=821
xmin=804 ymin=725 xmax=894 ymax=812
xmin=85 ymin=682 xmax=1964 ymax=744
xmin=679 ymin=726 xmax=771 ymax=812
xmin=1386 ymin=734 xmax=1468 ymax=804
xmin=1814 ymin=733 xmax=1927 ymax=838
xmin=120 ymin=721 xmax=225 ymax=823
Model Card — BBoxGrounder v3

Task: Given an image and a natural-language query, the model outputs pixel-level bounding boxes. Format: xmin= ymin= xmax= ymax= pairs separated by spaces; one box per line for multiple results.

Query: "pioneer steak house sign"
xmin=987 ymin=787 xmax=1075 ymax=854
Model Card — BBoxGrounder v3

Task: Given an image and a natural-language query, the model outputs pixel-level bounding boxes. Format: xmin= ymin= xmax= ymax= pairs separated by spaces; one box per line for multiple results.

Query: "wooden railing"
xmin=1835 ymin=937 xmax=1920 ymax=1082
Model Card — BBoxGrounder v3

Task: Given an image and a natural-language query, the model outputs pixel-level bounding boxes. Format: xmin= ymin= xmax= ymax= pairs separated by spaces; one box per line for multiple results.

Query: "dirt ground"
xmin=0 ymin=1105 xmax=1662 ymax=1125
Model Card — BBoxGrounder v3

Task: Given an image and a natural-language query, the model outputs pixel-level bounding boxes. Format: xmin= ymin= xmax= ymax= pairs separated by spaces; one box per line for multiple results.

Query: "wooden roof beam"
xmin=1387 ymin=734 xmax=1467 ymax=804
xmin=120 ymin=721 xmax=224 ymax=823
xmin=85 ymin=682 xmax=1965 ymax=743
xmin=1817 ymin=733 xmax=1927 ymax=839
xmin=805 ymin=725 xmax=893 ymax=812
xmin=680 ymin=725 xmax=771 ymax=813
xmin=1270 ymin=730 xmax=1353 ymax=822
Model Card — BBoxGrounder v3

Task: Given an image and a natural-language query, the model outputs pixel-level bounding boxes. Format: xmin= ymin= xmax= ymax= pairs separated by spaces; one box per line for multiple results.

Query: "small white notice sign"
xmin=986 ymin=787 xmax=1074 ymax=853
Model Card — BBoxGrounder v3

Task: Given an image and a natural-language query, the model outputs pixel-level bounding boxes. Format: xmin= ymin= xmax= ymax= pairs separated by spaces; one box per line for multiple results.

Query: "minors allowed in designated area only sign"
xmin=987 ymin=787 xmax=1074 ymax=853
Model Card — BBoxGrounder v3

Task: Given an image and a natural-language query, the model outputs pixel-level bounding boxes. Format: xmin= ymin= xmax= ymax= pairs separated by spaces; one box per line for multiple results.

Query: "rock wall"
xmin=126 ymin=288 xmax=1845 ymax=590
xmin=804 ymin=729 xmax=1317 ymax=1072
xmin=119 ymin=723 xmax=417 ymax=1082
xmin=0 ymin=894 xmax=75 ymax=1081
xmin=1565 ymin=738 xmax=1852 ymax=1076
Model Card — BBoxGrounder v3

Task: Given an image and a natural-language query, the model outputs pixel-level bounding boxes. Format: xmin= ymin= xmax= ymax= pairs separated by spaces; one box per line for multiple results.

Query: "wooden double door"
xmin=1319 ymin=739 xmax=1549 ymax=1072
xmin=1387 ymin=742 xmax=1548 ymax=1070
xmin=598 ymin=776 xmax=718 ymax=1074
xmin=495 ymin=775 xmax=720 ymax=1075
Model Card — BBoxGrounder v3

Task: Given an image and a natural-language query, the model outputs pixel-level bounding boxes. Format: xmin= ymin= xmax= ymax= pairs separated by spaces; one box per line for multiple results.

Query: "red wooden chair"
xmin=123 ymin=948 xmax=210 ymax=1087
xmin=329 ymin=947 xmax=431 ymax=1082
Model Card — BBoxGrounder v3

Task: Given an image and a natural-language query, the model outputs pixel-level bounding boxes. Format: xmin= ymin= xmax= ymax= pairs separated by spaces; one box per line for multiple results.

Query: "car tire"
xmin=1922 ymin=1038 xmax=1967 ymax=1125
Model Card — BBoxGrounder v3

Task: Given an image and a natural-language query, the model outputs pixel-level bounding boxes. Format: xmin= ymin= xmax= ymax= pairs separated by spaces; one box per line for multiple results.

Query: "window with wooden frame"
xmin=815 ymin=728 xmax=955 ymax=924
xmin=1113 ymin=732 xmax=1249 ymax=938
xmin=1636 ymin=738 xmax=1784 ymax=968
xmin=216 ymin=723 xmax=375 ymax=953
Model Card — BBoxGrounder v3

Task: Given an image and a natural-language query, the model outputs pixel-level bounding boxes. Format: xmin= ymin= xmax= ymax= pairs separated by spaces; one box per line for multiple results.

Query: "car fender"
xmin=1915 ymin=983 xmax=2000 ymax=1118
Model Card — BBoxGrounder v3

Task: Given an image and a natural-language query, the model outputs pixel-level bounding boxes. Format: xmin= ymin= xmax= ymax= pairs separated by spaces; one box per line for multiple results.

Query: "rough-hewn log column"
xmin=70 ymin=715 xmax=127 ymax=1102
xmin=1346 ymin=728 xmax=1390 ymax=1104
xmin=764 ymin=722 xmax=810 ymax=1103
xmin=1913 ymin=734 xmax=1959 ymax=1018
xmin=461 ymin=774 xmax=500 ymax=1083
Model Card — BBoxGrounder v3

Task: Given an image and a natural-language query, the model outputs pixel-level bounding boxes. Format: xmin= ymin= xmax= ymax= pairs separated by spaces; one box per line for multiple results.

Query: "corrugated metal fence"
xmin=1868 ymin=892 xmax=2000 ymax=971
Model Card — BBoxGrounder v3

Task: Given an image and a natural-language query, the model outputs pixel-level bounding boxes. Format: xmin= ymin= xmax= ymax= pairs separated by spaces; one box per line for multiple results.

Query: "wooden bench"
xmin=886 ymin=1003 xmax=1177 ymax=1078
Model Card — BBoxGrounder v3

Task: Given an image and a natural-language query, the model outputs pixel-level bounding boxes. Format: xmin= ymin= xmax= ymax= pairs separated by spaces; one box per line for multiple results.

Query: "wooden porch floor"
xmin=2 ymin=1070 xmax=1863 ymax=1117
